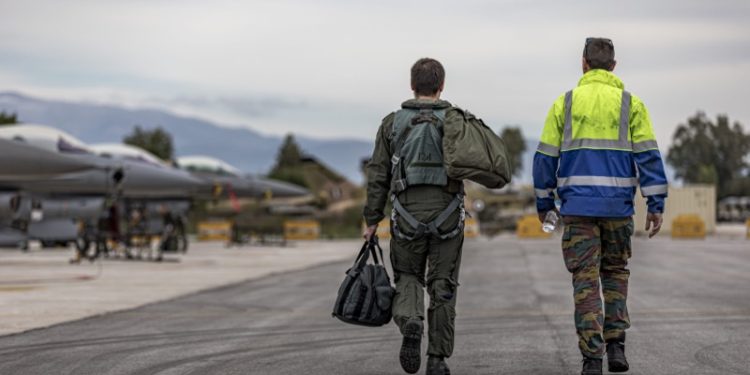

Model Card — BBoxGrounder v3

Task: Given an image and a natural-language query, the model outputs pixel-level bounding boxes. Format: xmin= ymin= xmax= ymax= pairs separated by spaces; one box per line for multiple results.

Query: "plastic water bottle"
xmin=542 ymin=210 xmax=559 ymax=233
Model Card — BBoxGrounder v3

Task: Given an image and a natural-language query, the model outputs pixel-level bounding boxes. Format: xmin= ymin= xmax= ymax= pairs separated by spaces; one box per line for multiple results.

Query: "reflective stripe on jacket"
xmin=533 ymin=69 xmax=668 ymax=217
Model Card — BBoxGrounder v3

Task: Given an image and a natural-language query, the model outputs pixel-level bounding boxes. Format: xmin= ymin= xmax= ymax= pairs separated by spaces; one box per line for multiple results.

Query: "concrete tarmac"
xmin=0 ymin=241 xmax=356 ymax=335
xmin=0 ymin=236 xmax=748 ymax=374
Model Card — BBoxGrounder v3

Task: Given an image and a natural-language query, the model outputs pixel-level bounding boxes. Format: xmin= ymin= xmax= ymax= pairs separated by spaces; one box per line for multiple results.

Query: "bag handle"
xmin=351 ymin=236 xmax=392 ymax=280
xmin=368 ymin=236 xmax=392 ymax=281
xmin=353 ymin=236 xmax=386 ymax=267
xmin=351 ymin=240 xmax=371 ymax=270
xmin=368 ymin=236 xmax=386 ymax=265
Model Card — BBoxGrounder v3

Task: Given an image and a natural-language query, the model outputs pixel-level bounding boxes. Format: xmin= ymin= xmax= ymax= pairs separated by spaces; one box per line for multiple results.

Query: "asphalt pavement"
xmin=0 ymin=236 xmax=748 ymax=375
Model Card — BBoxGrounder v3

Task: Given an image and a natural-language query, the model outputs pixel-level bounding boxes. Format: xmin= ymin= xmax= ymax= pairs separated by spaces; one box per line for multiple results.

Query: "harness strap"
xmin=391 ymin=197 xmax=428 ymax=240
xmin=391 ymin=193 xmax=465 ymax=241
xmin=426 ymin=195 xmax=463 ymax=237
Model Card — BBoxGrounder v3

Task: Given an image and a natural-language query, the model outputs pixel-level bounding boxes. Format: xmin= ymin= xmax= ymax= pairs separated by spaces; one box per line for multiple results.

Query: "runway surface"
xmin=0 ymin=236 xmax=748 ymax=374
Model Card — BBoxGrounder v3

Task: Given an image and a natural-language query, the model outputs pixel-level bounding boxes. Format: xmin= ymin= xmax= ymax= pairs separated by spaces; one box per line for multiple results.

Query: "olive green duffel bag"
xmin=443 ymin=108 xmax=512 ymax=189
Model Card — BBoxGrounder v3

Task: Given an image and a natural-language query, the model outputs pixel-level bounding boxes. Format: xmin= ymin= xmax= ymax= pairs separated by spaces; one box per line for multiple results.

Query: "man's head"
xmin=411 ymin=58 xmax=445 ymax=98
xmin=582 ymin=37 xmax=616 ymax=73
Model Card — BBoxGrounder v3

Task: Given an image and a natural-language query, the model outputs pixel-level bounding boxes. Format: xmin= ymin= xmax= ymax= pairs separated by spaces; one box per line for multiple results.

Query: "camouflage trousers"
xmin=561 ymin=216 xmax=634 ymax=359
xmin=390 ymin=186 xmax=464 ymax=358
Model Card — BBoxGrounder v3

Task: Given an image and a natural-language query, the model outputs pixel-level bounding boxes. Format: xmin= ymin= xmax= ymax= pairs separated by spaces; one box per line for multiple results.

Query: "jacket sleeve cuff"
xmin=647 ymin=196 xmax=665 ymax=213
xmin=536 ymin=198 xmax=555 ymax=213
xmin=364 ymin=215 xmax=384 ymax=227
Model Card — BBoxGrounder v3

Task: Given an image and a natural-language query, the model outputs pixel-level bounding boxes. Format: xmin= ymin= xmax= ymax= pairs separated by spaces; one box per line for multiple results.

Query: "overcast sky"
xmin=1 ymin=0 xmax=749 ymax=149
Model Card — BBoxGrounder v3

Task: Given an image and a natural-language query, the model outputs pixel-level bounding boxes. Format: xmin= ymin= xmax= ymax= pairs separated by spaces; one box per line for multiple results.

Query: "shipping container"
xmin=634 ymin=185 xmax=716 ymax=235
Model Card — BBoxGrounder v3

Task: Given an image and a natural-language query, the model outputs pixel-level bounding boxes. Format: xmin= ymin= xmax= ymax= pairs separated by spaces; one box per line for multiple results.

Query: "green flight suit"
xmin=364 ymin=98 xmax=467 ymax=358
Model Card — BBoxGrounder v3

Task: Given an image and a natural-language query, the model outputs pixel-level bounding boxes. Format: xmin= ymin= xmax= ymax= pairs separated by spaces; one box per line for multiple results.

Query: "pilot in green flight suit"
xmin=364 ymin=57 xmax=484 ymax=375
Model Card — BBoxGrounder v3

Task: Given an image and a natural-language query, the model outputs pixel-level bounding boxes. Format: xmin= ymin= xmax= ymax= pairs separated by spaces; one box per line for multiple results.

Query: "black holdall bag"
xmin=332 ymin=236 xmax=395 ymax=327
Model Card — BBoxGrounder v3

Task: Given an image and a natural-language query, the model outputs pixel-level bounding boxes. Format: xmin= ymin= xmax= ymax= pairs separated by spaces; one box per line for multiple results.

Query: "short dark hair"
xmin=411 ymin=58 xmax=445 ymax=96
xmin=583 ymin=38 xmax=615 ymax=70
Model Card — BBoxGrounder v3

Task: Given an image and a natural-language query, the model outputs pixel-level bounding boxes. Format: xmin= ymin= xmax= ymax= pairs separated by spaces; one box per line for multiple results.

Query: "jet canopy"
xmin=90 ymin=143 xmax=168 ymax=167
xmin=177 ymin=156 xmax=243 ymax=177
xmin=0 ymin=124 xmax=92 ymax=154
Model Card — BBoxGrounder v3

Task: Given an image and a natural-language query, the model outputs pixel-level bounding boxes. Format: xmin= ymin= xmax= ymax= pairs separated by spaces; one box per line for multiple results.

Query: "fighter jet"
xmin=0 ymin=125 xmax=201 ymax=256
xmin=0 ymin=137 xmax=101 ymax=178
xmin=0 ymin=125 xmax=119 ymax=249
xmin=177 ymin=155 xmax=310 ymax=199
xmin=0 ymin=125 xmax=123 ymax=195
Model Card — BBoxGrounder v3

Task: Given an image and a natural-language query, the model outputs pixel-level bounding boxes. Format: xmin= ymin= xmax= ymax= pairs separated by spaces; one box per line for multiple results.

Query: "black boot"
xmin=581 ymin=358 xmax=602 ymax=375
xmin=607 ymin=340 xmax=629 ymax=372
xmin=399 ymin=319 xmax=422 ymax=374
xmin=426 ymin=355 xmax=450 ymax=375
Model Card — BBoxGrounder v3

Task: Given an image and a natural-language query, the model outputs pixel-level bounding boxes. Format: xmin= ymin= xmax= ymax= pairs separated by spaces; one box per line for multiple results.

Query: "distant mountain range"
xmin=0 ymin=92 xmax=543 ymax=184
xmin=0 ymin=92 xmax=376 ymax=184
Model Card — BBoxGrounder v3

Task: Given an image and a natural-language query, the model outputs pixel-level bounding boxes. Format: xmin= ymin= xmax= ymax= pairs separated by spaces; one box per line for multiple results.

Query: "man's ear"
xmin=438 ymin=83 xmax=444 ymax=93
xmin=610 ymin=60 xmax=617 ymax=71
xmin=581 ymin=57 xmax=590 ymax=73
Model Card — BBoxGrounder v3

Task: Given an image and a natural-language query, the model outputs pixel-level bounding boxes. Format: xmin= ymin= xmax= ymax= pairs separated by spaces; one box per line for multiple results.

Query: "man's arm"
xmin=630 ymin=96 xmax=668 ymax=237
xmin=533 ymin=95 xmax=565 ymax=221
xmin=363 ymin=113 xmax=394 ymax=231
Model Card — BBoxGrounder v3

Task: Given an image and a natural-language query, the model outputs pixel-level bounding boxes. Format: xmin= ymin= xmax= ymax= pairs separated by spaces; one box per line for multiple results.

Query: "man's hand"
xmin=645 ymin=212 xmax=663 ymax=238
xmin=363 ymin=224 xmax=378 ymax=242
xmin=538 ymin=208 xmax=560 ymax=224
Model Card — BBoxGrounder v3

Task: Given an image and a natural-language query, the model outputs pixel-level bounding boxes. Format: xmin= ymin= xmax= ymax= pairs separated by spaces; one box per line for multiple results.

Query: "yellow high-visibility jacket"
xmin=533 ymin=69 xmax=668 ymax=217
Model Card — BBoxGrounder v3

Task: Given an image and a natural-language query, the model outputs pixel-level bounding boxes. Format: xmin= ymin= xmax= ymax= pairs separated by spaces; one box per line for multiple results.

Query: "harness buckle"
xmin=394 ymin=179 xmax=407 ymax=192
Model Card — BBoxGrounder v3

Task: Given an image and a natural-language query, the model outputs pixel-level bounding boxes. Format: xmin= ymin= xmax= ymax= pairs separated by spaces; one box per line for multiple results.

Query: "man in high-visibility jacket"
xmin=533 ymin=38 xmax=668 ymax=375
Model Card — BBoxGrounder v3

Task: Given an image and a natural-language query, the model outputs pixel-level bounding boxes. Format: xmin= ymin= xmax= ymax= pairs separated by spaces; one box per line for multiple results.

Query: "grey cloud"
xmin=150 ymin=95 xmax=308 ymax=118
xmin=0 ymin=0 xmax=749 ymax=146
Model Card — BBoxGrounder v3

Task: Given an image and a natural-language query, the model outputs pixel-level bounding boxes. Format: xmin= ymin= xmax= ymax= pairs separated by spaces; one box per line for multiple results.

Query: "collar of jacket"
xmin=401 ymin=98 xmax=452 ymax=110
xmin=578 ymin=69 xmax=625 ymax=90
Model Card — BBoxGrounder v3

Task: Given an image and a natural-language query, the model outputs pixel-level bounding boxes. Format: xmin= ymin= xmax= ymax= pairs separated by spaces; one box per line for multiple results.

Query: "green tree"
xmin=666 ymin=112 xmax=750 ymax=198
xmin=500 ymin=126 xmax=527 ymax=177
xmin=123 ymin=126 xmax=174 ymax=161
xmin=0 ymin=111 xmax=18 ymax=126
xmin=275 ymin=134 xmax=303 ymax=169
xmin=269 ymin=134 xmax=308 ymax=188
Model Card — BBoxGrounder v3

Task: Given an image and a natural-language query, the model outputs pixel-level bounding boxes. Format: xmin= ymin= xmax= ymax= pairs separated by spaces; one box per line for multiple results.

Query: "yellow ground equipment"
xmin=671 ymin=214 xmax=706 ymax=239
xmin=746 ymin=219 xmax=750 ymax=239
xmin=197 ymin=221 xmax=232 ymax=242
xmin=284 ymin=220 xmax=321 ymax=241
xmin=376 ymin=219 xmax=392 ymax=240
xmin=464 ymin=217 xmax=480 ymax=238
xmin=516 ymin=214 xmax=552 ymax=239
